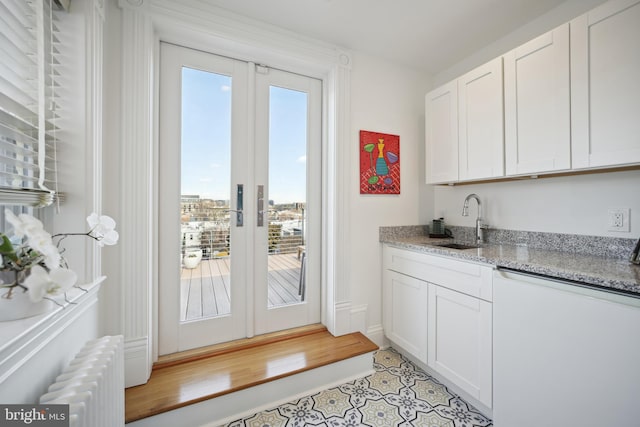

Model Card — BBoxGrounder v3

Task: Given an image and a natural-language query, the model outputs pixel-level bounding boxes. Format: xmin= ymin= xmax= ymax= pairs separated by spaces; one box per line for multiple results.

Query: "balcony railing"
xmin=181 ymin=221 xmax=304 ymax=260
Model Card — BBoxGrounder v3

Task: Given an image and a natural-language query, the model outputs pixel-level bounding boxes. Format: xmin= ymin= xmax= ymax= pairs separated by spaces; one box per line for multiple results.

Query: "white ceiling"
xmin=204 ymin=0 xmax=570 ymax=74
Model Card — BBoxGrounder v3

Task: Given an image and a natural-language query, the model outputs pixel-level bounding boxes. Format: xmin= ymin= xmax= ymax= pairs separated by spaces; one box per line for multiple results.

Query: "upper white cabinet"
xmin=504 ymin=24 xmax=571 ymax=176
xmin=426 ymin=81 xmax=458 ymax=184
xmin=458 ymin=57 xmax=505 ymax=181
xmin=425 ymin=0 xmax=640 ymax=184
xmin=426 ymin=58 xmax=504 ymax=184
xmin=570 ymin=0 xmax=640 ymax=169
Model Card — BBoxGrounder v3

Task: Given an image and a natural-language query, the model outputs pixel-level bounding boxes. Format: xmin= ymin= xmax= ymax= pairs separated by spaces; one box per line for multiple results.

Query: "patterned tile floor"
xmin=224 ymin=348 xmax=493 ymax=427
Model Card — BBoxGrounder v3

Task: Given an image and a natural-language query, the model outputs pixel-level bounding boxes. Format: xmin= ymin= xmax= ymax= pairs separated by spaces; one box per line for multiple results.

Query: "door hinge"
xmin=255 ymin=64 xmax=269 ymax=75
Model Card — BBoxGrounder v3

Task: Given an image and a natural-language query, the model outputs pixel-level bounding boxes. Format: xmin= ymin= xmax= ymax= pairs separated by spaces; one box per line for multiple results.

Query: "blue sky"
xmin=181 ymin=67 xmax=307 ymax=204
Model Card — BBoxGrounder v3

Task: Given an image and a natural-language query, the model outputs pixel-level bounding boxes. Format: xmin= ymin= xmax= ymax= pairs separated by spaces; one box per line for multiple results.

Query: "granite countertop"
xmin=380 ymin=226 xmax=640 ymax=296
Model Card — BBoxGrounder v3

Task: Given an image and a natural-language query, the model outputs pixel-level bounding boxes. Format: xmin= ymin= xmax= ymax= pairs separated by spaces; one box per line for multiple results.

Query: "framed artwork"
xmin=359 ymin=130 xmax=400 ymax=194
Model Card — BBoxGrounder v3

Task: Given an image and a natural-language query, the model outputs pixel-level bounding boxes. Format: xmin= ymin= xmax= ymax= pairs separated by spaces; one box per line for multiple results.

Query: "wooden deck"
xmin=180 ymin=253 xmax=302 ymax=321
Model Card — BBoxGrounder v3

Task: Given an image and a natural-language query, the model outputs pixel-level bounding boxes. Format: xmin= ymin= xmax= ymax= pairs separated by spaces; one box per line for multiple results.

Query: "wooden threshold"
xmin=154 ymin=324 xmax=327 ymax=369
xmin=125 ymin=326 xmax=378 ymax=423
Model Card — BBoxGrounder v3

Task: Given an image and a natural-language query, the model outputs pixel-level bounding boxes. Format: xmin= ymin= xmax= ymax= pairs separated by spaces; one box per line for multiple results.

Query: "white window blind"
xmin=0 ymin=0 xmax=62 ymax=207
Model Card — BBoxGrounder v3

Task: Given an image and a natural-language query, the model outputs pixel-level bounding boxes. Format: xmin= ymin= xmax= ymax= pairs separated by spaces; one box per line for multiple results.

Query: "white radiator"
xmin=40 ymin=335 xmax=125 ymax=427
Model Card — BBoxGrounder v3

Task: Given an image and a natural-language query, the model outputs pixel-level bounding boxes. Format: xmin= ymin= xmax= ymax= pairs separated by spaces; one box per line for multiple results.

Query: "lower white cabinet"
xmin=382 ymin=270 xmax=428 ymax=363
xmin=382 ymin=245 xmax=493 ymax=410
xmin=428 ymin=284 xmax=492 ymax=408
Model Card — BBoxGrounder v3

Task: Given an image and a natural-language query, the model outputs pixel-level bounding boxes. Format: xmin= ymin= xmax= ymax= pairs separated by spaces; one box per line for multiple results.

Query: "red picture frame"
xmin=359 ymin=130 xmax=400 ymax=194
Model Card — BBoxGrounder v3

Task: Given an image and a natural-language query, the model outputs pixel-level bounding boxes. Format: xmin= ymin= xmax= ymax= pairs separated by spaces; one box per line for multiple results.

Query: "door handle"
xmin=257 ymin=185 xmax=264 ymax=227
xmin=235 ymin=184 xmax=244 ymax=227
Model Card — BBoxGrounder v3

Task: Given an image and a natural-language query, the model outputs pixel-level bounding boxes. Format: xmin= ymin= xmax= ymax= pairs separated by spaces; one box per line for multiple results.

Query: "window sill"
xmin=0 ymin=276 xmax=105 ymax=383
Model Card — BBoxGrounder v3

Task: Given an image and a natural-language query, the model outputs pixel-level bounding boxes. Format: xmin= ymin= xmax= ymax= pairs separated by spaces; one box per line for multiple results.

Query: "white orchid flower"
xmin=4 ymin=209 xmax=46 ymax=239
xmin=97 ymin=229 xmax=119 ymax=247
xmin=24 ymin=228 xmax=52 ymax=250
xmin=23 ymin=265 xmax=77 ymax=303
xmin=87 ymin=213 xmax=119 ymax=246
xmin=37 ymin=242 xmax=63 ymax=270
xmin=22 ymin=228 xmax=61 ymax=269
xmin=4 ymin=209 xmax=62 ymax=269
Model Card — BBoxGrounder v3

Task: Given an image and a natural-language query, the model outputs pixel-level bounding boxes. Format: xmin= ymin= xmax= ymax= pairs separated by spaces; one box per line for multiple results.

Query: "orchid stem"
xmin=44 ymin=296 xmax=64 ymax=308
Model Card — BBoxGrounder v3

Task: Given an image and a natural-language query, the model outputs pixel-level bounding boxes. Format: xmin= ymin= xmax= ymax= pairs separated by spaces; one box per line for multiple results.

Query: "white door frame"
xmin=157 ymin=45 xmax=322 ymax=353
xmin=116 ymin=0 xmax=353 ymax=387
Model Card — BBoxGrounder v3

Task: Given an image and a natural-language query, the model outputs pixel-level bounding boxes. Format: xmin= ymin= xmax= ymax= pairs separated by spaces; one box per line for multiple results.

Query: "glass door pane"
xmin=253 ymin=67 xmax=321 ymax=335
xmin=180 ymin=67 xmax=232 ymax=321
xmin=160 ymin=42 xmax=249 ymax=353
xmin=161 ymin=43 xmax=320 ymax=349
xmin=267 ymin=86 xmax=307 ymax=308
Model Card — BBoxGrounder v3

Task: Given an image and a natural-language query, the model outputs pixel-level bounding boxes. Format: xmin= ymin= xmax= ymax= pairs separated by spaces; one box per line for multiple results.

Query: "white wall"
xmin=428 ymin=0 xmax=640 ymax=239
xmin=348 ymin=52 xmax=431 ymax=338
xmin=434 ymin=170 xmax=640 ymax=237
xmin=433 ymin=0 xmax=607 ymax=86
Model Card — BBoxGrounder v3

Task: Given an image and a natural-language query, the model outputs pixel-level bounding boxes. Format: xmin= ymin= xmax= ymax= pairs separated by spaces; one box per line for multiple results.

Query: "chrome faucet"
xmin=462 ymin=193 xmax=488 ymax=244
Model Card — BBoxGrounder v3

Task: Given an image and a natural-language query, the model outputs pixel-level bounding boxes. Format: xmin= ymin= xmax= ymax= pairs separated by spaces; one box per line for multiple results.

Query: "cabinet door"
xmin=459 ymin=57 xmax=504 ymax=181
xmin=571 ymin=0 xmax=640 ymax=169
xmin=504 ymin=24 xmax=570 ymax=175
xmin=425 ymin=81 xmax=458 ymax=184
xmin=428 ymin=284 xmax=492 ymax=408
xmin=383 ymin=270 xmax=428 ymax=363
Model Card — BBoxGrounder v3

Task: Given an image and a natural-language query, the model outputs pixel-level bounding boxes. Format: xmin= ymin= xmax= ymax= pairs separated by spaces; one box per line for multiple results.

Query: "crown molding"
xmin=118 ymin=0 xmax=146 ymax=10
xmin=94 ymin=0 xmax=105 ymax=19
xmin=117 ymin=0 xmax=352 ymax=74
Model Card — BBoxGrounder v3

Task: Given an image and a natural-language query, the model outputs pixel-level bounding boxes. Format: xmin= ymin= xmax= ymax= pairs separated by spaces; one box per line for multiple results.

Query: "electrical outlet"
xmin=612 ymin=211 xmax=624 ymax=228
xmin=607 ymin=208 xmax=630 ymax=232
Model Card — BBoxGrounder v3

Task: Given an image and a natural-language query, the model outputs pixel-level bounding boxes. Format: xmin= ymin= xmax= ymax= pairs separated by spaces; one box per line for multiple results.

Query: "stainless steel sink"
xmin=436 ymin=243 xmax=480 ymax=250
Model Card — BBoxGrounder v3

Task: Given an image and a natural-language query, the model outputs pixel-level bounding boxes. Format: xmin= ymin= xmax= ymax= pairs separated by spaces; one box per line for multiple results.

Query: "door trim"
xmin=116 ymin=0 xmax=352 ymax=386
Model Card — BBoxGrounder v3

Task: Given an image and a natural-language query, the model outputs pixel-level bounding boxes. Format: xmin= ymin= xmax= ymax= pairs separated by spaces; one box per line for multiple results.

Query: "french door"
xmin=158 ymin=43 xmax=321 ymax=354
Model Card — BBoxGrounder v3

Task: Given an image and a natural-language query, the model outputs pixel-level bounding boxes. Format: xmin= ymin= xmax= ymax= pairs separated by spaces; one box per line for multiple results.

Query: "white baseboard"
xmin=333 ymin=303 xmax=385 ymax=350
xmin=332 ymin=301 xmax=352 ymax=336
xmin=125 ymin=336 xmax=150 ymax=388
xmin=365 ymin=324 xmax=386 ymax=349
xmin=349 ymin=304 xmax=367 ymax=334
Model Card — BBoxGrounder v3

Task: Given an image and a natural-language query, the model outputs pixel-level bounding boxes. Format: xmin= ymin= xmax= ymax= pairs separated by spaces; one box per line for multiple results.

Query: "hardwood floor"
xmin=125 ymin=325 xmax=378 ymax=423
xmin=181 ymin=254 xmax=303 ymax=321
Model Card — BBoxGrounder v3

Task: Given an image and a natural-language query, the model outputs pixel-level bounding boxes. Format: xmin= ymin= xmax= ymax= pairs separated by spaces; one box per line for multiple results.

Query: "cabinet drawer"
xmin=384 ymin=246 xmax=493 ymax=301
